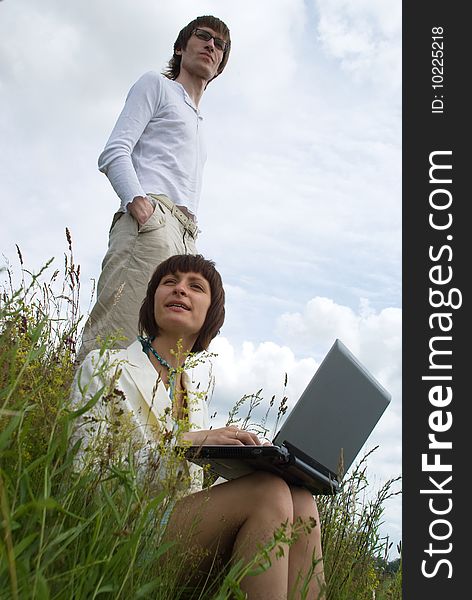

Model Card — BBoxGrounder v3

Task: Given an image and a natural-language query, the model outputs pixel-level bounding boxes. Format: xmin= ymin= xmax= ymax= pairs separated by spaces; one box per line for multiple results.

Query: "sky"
xmin=0 ymin=0 xmax=402 ymax=557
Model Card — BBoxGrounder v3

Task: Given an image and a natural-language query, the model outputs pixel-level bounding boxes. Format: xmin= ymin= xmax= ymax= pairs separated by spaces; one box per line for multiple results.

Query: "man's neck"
xmin=175 ymin=71 xmax=207 ymax=108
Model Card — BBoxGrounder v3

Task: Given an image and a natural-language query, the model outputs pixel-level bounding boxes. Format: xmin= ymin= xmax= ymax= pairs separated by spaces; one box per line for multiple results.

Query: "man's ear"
xmin=175 ymin=48 xmax=182 ymax=56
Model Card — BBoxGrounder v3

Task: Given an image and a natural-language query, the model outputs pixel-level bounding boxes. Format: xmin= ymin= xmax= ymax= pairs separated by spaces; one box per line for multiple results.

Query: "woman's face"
xmin=153 ymin=271 xmax=212 ymax=339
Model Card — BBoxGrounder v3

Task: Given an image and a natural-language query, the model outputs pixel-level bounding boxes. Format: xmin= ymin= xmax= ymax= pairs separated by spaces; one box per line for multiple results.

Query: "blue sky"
xmin=0 ymin=0 xmax=402 ymax=555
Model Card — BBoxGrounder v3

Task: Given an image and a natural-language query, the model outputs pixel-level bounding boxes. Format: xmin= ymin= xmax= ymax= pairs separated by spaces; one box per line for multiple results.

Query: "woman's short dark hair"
xmin=139 ymin=254 xmax=225 ymax=353
xmin=162 ymin=15 xmax=231 ymax=84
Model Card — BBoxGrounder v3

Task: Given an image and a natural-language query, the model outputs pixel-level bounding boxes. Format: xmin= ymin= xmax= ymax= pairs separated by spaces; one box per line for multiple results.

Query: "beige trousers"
xmin=78 ymin=195 xmax=197 ymax=362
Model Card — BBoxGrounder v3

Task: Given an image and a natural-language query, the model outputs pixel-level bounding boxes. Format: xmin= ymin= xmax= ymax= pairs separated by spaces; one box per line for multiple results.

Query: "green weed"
xmin=0 ymin=232 xmax=401 ymax=599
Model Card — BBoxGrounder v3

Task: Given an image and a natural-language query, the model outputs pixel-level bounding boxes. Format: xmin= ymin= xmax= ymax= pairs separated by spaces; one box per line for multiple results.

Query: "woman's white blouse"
xmin=69 ymin=340 xmax=211 ymax=496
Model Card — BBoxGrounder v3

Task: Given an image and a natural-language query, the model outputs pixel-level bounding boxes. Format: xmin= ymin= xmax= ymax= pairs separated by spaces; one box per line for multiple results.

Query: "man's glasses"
xmin=192 ymin=28 xmax=228 ymax=52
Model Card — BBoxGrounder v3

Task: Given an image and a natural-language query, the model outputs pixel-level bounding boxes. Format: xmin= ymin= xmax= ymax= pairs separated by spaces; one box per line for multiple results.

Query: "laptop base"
xmin=183 ymin=445 xmax=340 ymax=495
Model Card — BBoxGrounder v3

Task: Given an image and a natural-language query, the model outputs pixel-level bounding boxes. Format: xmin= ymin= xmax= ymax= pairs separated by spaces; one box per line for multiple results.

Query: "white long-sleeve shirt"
xmin=98 ymin=71 xmax=207 ymax=218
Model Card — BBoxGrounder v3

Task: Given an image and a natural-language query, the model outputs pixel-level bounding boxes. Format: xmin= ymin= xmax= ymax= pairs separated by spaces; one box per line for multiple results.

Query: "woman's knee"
xmin=244 ymin=471 xmax=294 ymax=521
xmin=290 ymin=486 xmax=320 ymax=523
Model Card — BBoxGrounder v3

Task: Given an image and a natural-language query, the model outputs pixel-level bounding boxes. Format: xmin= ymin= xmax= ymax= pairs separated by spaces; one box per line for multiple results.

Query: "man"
xmin=78 ymin=16 xmax=231 ymax=361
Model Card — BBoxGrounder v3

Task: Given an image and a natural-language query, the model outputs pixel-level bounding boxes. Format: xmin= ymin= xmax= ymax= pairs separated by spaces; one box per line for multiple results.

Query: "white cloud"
xmin=208 ymin=336 xmax=317 ymax=418
xmin=314 ymin=0 xmax=402 ymax=90
xmin=276 ymin=296 xmax=401 ymax=373
xmin=210 ymin=295 xmax=401 ymax=428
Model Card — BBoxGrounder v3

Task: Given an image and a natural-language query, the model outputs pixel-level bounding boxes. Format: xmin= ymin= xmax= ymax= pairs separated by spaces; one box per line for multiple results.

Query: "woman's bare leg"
xmin=288 ymin=486 xmax=326 ymax=599
xmin=164 ymin=471 xmax=293 ymax=600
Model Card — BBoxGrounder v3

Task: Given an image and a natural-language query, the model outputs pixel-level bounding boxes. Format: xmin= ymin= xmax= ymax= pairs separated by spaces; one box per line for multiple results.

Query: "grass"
xmin=0 ymin=232 xmax=402 ymax=599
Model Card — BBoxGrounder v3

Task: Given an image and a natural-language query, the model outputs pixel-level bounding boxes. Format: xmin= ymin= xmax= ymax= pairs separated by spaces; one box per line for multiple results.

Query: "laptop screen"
xmin=273 ymin=339 xmax=391 ymax=478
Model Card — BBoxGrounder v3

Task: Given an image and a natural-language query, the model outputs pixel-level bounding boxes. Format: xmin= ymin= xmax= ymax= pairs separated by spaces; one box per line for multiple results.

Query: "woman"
xmin=71 ymin=254 xmax=325 ymax=599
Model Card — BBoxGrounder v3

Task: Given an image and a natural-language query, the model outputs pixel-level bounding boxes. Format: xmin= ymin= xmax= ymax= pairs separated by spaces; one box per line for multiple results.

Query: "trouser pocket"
xmin=137 ymin=208 xmax=167 ymax=233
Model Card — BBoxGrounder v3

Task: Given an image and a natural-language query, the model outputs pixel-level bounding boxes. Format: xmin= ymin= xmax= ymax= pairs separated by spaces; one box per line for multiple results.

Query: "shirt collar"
xmin=170 ymin=80 xmax=203 ymax=119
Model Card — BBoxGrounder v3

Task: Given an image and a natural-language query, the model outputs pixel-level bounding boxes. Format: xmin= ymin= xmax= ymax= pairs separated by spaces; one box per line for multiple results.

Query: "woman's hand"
xmin=182 ymin=426 xmax=262 ymax=446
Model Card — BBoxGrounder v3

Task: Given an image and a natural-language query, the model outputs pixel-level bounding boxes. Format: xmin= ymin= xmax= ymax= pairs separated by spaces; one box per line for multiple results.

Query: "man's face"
xmin=177 ymin=27 xmax=226 ymax=82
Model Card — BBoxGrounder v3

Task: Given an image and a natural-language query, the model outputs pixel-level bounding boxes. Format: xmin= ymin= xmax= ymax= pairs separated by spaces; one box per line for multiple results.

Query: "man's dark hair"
xmin=163 ymin=15 xmax=231 ymax=84
xmin=139 ymin=254 xmax=225 ymax=353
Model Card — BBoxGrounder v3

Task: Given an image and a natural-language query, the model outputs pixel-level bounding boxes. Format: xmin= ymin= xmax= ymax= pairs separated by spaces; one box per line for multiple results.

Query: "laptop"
xmin=182 ymin=339 xmax=391 ymax=495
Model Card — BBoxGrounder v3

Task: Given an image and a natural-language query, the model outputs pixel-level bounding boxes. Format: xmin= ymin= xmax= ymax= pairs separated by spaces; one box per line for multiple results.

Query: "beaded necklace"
xmin=138 ymin=335 xmax=177 ymax=400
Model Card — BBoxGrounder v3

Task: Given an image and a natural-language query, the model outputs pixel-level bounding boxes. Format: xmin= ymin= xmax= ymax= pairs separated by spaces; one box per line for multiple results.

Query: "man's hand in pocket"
xmin=127 ymin=196 xmax=154 ymax=226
